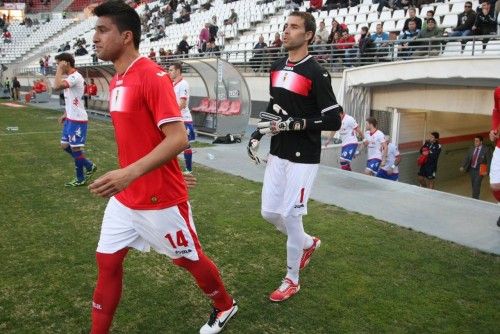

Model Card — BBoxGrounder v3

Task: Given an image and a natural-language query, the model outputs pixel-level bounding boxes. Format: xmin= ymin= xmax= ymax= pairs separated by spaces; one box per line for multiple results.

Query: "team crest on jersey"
xmin=109 ymin=87 xmax=126 ymax=112
xmin=156 ymin=71 xmax=168 ymax=77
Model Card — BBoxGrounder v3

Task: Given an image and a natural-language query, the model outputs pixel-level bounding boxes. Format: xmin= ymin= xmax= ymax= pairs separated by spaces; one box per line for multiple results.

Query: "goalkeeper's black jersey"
xmin=266 ymin=54 xmax=341 ymax=164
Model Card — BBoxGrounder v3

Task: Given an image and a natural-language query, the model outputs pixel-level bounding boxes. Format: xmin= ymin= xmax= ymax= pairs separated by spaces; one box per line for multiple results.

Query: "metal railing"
xmin=16 ymin=35 xmax=500 ymax=76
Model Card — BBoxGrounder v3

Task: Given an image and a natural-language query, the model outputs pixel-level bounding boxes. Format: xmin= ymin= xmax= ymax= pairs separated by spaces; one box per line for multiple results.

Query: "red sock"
xmin=493 ymin=190 xmax=500 ymax=202
xmin=91 ymin=248 xmax=128 ymax=334
xmin=174 ymin=253 xmax=233 ymax=310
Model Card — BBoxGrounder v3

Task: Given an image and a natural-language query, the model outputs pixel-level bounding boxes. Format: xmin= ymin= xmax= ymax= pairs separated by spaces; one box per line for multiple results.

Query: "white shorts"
xmin=96 ymin=197 xmax=201 ymax=261
xmin=262 ymin=154 xmax=319 ymax=217
xmin=490 ymin=146 xmax=500 ymax=184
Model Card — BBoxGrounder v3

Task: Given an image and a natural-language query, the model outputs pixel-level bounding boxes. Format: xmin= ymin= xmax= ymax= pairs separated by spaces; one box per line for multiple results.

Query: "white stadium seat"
xmin=441 ymin=41 xmax=462 ymax=56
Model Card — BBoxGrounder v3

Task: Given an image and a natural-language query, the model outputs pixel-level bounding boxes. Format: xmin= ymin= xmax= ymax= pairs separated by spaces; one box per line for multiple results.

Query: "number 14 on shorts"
xmin=165 ymin=230 xmax=189 ymax=248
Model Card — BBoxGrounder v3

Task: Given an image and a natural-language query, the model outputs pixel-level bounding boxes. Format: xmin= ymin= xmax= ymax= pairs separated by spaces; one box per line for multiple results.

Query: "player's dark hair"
xmin=431 ymin=131 xmax=440 ymax=139
xmin=366 ymin=117 xmax=377 ymax=128
xmin=93 ymin=0 xmax=141 ymax=50
xmin=55 ymin=52 xmax=75 ymax=67
xmin=475 ymin=135 xmax=483 ymax=142
xmin=289 ymin=11 xmax=316 ymax=45
xmin=171 ymin=62 xmax=182 ymax=71
xmin=465 ymin=1 xmax=472 ymax=5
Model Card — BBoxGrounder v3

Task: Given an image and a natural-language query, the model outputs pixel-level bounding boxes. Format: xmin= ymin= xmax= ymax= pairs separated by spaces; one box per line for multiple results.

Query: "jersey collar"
xmin=173 ymin=76 xmax=184 ymax=86
xmin=118 ymin=56 xmax=146 ymax=78
xmin=286 ymin=54 xmax=312 ymax=67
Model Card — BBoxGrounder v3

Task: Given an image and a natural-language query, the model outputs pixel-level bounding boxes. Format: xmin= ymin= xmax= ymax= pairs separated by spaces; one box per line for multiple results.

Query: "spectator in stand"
xmin=39 ymin=58 xmax=45 ymax=75
xmin=201 ymin=0 xmax=214 ymax=10
xmin=164 ymin=5 xmax=174 ymax=25
xmin=371 ymin=23 xmax=390 ymax=57
xmin=323 ymin=0 xmax=338 ymax=10
xmin=422 ymin=10 xmax=437 ymax=31
xmin=357 ymin=26 xmax=375 ymax=65
xmin=205 ymin=37 xmax=221 ymax=57
xmin=91 ymin=52 xmax=98 ymax=64
xmin=198 ymin=23 xmax=210 ymax=53
xmin=148 ymin=48 xmax=157 ymax=61
xmin=397 ymin=19 xmax=420 ymax=59
xmin=413 ymin=18 xmax=442 ymax=57
xmin=451 ymin=2 xmax=476 ymax=37
xmin=403 ymin=8 xmax=422 ymax=31
xmin=75 ymin=45 xmax=89 ymax=56
xmin=12 ymin=76 xmax=20 ymax=101
xmin=223 ymin=8 xmax=238 ymax=25
xmin=337 ymin=30 xmax=355 ymax=65
xmin=311 ymin=35 xmax=329 ymax=63
xmin=150 ymin=25 xmax=166 ymax=42
xmin=269 ymin=32 xmax=283 ymax=55
xmin=330 ymin=31 xmax=343 ymax=63
xmin=209 ymin=16 xmax=219 ymax=40
xmin=250 ymin=35 xmax=268 ymax=72
xmin=2 ymin=28 xmax=11 ymax=43
xmin=307 ymin=0 xmax=323 ymax=12
xmin=327 ymin=19 xmax=344 ymax=43
xmin=285 ymin=0 xmax=304 ymax=10
xmin=168 ymin=0 xmax=178 ymax=11
xmin=316 ymin=20 xmax=330 ymax=43
xmin=178 ymin=34 xmax=192 ymax=56
xmin=175 ymin=7 xmax=191 ymax=24
xmin=473 ymin=0 xmax=497 ymax=35
xmin=158 ymin=47 xmax=168 ymax=64
xmin=418 ymin=132 xmax=442 ymax=189
xmin=63 ymin=42 xmax=71 ymax=51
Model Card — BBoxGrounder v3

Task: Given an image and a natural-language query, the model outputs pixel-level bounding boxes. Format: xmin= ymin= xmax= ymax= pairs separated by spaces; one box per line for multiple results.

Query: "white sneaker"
xmin=199 ymin=300 xmax=238 ymax=334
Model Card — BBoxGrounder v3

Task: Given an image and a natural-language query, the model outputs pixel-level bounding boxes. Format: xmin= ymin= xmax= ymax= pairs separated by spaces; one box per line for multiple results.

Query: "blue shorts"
xmin=185 ymin=122 xmax=195 ymax=142
xmin=340 ymin=143 xmax=358 ymax=162
xmin=376 ymin=168 xmax=399 ymax=181
xmin=366 ymin=158 xmax=382 ymax=174
xmin=61 ymin=119 xmax=88 ymax=147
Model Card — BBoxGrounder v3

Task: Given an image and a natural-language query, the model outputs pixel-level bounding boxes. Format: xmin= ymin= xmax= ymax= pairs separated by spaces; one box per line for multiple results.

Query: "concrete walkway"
xmin=193 ymin=134 xmax=500 ymax=255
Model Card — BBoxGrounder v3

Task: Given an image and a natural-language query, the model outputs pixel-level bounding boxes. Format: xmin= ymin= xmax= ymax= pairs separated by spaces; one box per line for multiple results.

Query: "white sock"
xmin=303 ymin=232 xmax=314 ymax=250
xmin=283 ymin=214 xmax=306 ymax=284
xmin=261 ymin=210 xmax=287 ymax=235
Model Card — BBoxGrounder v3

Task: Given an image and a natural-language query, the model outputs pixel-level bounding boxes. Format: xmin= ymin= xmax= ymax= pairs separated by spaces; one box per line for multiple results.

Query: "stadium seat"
xmin=383 ymin=20 xmax=396 ymax=32
xmin=441 ymin=42 xmax=462 ymax=56
xmin=441 ymin=14 xmax=458 ymax=29
xmin=392 ymin=9 xmax=405 ymax=21
xmin=483 ymin=40 xmax=500 ymax=55
xmin=434 ymin=3 xmax=451 ymax=17
xmin=463 ymin=41 xmax=483 ymax=56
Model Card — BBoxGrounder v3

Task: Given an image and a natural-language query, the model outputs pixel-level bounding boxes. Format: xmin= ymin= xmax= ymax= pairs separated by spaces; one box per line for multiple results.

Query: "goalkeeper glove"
xmin=247 ymin=131 xmax=263 ymax=164
xmin=257 ymin=117 xmax=306 ymax=135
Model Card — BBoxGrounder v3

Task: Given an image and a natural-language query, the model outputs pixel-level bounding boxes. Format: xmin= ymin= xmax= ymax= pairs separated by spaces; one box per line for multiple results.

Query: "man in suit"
xmin=460 ymin=135 xmax=490 ymax=199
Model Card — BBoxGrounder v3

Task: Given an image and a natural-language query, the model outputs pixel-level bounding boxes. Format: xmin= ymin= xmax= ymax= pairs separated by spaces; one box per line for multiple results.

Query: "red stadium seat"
xmin=191 ymin=98 xmax=209 ymax=112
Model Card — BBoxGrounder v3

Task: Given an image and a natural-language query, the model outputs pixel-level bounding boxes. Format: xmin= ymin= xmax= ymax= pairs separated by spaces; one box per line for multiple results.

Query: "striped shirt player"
xmin=336 ymin=111 xmax=362 ymax=171
xmin=248 ymin=34 xmax=342 ymax=302
xmin=53 ymin=52 xmax=96 ymax=187
xmin=169 ymin=63 xmax=195 ymax=172
xmin=363 ymin=117 xmax=386 ymax=175
xmin=376 ymin=140 xmax=401 ymax=181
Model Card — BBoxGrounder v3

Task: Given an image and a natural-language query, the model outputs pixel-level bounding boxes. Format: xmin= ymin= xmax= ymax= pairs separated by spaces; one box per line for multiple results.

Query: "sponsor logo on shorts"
xmin=294 ymin=204 xmax=304 ymax=209
xmin=92 ymin=301 xmax=102 ymax=310
xmin=175 ymin=249 xmax=193 ymax=255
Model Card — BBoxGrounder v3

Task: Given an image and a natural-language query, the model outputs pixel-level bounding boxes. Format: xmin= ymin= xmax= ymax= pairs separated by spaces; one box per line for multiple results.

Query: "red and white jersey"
xmin=339 ymin=114 xmax=359 ymax=146
xmin=173 ymin=77 xmax=192 ymax=122
xmin=63 ymin=70 xmax=87 ymax=121
xmin=364 ymin=129 xmax=386 ymax=160
xmin=381 ymin=142 xmax=400 ymax=173
xmin=108 ymin=56 xmax=188 ymax=210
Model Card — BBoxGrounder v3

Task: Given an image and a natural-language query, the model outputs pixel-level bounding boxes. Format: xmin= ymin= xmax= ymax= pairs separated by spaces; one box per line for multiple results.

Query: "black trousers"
xmin=469 ymin=168 xmax=483 ymax=199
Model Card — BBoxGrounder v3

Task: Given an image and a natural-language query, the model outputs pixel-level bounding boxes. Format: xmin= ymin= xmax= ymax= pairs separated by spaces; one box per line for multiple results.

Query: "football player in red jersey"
xmin=88 ymin=1 xmax=237 ymax=333
xmin=489 ymin=87 xmax=500 ymax=226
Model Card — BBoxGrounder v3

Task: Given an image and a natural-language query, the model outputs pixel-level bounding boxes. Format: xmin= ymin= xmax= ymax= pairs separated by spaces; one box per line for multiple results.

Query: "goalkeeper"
xmin=247 ymin=11 xmax=342 ymax=303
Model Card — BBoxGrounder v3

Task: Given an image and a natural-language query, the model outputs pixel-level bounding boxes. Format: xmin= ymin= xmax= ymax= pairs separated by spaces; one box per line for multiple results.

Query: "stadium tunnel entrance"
xmin=322 ymin=57 xmax=499 ymax=201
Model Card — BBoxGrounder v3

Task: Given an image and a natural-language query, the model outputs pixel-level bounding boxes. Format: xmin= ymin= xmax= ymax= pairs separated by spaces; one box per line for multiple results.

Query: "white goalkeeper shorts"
xmin=96 ymin=197 xmax=201 ymax=261
xmin=490 ymin=147 xmax=500 ymax=184
xmin=261 ymin=154 xmax=319 ymax=217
